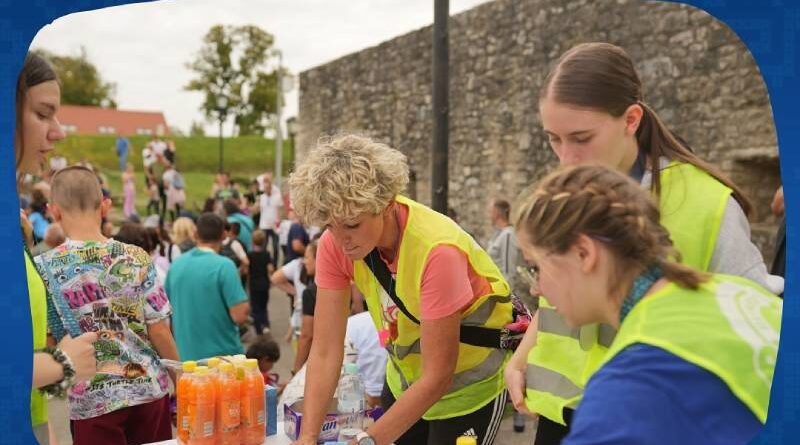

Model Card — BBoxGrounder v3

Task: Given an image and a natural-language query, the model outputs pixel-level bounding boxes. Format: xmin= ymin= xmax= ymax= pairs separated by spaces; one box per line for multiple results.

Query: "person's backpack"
xmin=172 ymin=172 xmax=185 ymax=190
xmin=220 ymin=240 xmax=242 ymax=268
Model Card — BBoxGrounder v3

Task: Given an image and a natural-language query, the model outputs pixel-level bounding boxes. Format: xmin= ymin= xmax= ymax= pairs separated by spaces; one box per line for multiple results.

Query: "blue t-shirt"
xmin=165 ymin=248 xmax=248 ymax=360
xmin=286 ymin=223 xmax=309 ymax=263
xmin=564 ymin=344 xmax=762 ymax=445
xmin=116 ymin=137 xmax=129 ymax=156
xmin=29 ymin=211 xmax=49 ymax=241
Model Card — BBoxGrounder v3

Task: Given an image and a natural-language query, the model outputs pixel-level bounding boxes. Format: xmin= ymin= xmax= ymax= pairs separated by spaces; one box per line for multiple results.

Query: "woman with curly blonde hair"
xmin=171 ymin=217 xmax=197 ymax=253
xmin=288 ymin=134 xmax=513 ymax=445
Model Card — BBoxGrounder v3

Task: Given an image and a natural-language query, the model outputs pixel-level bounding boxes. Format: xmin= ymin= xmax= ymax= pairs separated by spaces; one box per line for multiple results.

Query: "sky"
xmin=31 ymin=0 xmax=492 ymax=137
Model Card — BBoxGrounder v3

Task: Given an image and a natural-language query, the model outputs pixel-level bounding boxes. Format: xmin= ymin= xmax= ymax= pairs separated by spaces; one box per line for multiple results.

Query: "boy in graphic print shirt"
xmin=34 ymin=166 xmax=179 ymax=445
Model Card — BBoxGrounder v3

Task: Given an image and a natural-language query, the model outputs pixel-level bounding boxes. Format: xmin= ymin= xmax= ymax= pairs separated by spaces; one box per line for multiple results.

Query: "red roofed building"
xmin=56 ymin=105 xmax=169 ymax=136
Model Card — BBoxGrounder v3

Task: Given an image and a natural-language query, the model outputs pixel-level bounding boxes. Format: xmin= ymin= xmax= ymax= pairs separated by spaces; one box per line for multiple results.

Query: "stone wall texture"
xmin=296 ymin=0 xmax=782 ymax=265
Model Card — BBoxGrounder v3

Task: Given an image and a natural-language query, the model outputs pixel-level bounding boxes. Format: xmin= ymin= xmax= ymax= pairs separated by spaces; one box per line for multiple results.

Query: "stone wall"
xmin=297 ymin=0 xmax=782 ymax=264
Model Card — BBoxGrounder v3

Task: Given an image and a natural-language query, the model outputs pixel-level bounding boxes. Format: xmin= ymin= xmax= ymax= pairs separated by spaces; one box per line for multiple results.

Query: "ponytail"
xmin=636 ymin=102 xmax=753 ymax=217
xmin=655 ymin=257 xmax=708 ymax=290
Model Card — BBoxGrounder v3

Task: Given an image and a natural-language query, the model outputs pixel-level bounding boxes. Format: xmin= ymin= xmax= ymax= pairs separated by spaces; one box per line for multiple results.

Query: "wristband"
xmin=39 ymin=347 xmax=77 ymax=398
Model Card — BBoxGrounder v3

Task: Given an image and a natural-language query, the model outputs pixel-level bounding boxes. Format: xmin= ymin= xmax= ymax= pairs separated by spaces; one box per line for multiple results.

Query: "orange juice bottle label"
xmin=219 ymin=399 xmax=240 ymax=432
xmin=240 ymin=395 xmax=254 ymax=428
xmin=186 ymin=404 xmax=196 ymax=439
xmin=191 ymin=404 xmax=215 ymax=438
xmin=181 ymin=415 xmax=189 ymax=431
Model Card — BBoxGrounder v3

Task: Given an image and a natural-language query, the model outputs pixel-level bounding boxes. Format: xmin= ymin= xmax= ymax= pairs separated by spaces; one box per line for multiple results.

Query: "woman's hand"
xmin=504 ymin=311 xmax=539 ymax=417
xmin=504 ymin=362 xmax=533 ymax=416
xmin=290 ymin=436 xmax=318 ymax=445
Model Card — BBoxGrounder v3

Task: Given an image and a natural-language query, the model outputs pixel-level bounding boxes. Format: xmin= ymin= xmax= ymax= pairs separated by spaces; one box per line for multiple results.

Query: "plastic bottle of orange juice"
xmin=239 ymin=359 xmax=266 ymax=445
xmin=207 ymin=357 xmax=221 ymax=375
xmin=189 ymin=366 xmax=216 ymax=445
xmin=216 ymin=362 xmax=240 ymax=445
xmin=177 ymin=361 xmax=197 ymax=445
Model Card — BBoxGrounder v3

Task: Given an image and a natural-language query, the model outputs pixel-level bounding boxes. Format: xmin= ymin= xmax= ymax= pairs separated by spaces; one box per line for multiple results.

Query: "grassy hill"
xmin=54 ymin=134 xmax=293 ymax=219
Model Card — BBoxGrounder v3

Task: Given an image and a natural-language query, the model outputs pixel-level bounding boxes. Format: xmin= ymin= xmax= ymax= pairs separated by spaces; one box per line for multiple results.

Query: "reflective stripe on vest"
xmin=526 ymin=363 xmax=582 ymax=400
xmin=353 ymin=195 xmax=513 ymax=420
xmin=393 ymin=294 xmax=508 ymax=359
xmin=525 ymin=161 xmax=732 ymax=424
xmin=602 ymin=276 xmax=780 ymax=423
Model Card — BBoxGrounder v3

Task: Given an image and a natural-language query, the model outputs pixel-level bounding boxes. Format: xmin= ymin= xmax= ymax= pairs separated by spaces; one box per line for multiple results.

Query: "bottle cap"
xmin=195 ymin=366 xmax=209 ymax=376
xmin=207 ymin=357 xmax=221 ymax=368
xmin=456 ymin=436 xmax=478 ymax=445
xmin=245 ymin=358 xmax=259 ymax=369
xmin=182 ymin=361 xmax=197 ymax=372
xmin=219 ymin=362 xmax=234 ymax=373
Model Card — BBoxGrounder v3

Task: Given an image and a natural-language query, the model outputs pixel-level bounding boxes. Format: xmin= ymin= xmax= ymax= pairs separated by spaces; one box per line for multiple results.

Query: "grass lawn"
xmin=55 ymin=134 xmax=290 ymax=224
xmin=103 ymin=169 xmax=240 ymax=222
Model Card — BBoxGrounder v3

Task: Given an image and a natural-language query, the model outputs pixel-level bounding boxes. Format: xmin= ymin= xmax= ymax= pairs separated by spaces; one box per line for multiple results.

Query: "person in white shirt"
xmin=148 ymin=136 xmax=168 ymax=165
xmin=346 ymin=311 xmax=388 ymax=408
xmin=271 ymin=242 xmax=316 ymax=344
xmin=142 ymin=145 xmax=156 ymax=175
xmin=258 ymin=172 xmax=283 ymax=261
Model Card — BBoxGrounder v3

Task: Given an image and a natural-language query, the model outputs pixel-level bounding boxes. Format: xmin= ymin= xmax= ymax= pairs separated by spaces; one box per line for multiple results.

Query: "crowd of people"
xmin=16 ymin=41 xmax=786 ymax=445
xmin=16 ymin=52 xmax=334 ymax=445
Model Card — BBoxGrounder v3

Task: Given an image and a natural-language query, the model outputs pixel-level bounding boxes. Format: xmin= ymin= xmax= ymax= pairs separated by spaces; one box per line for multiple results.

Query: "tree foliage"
xmin=189 ymin=121 xmax=206 ymax=137
xmin=35 ymin=47 xmax=117 ymax=108
xmin=184 ymin=24 xmax=285 ymax=136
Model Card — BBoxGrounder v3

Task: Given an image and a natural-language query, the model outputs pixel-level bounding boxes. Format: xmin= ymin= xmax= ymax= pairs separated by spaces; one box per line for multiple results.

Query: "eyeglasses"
xmin=517 ymin=264 xmax=541 ymax=289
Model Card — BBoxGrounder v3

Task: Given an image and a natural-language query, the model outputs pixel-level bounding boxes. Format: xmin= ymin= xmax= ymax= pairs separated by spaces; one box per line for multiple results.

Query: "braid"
xmin=515 ymin=165 xmax=708 ymax=290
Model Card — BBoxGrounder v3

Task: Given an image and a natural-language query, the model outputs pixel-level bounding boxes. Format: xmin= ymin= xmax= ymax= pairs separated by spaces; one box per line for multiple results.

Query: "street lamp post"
xmin=216 ymin=95 xmax=228 ymax=173
xmin=274 ymin=51 xmax=296 ymax=186
xmin=286 ymin=116 xmax=297 ymax=167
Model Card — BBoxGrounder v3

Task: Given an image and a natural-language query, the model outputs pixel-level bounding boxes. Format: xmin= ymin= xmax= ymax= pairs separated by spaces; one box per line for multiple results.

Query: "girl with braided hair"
xmin=515 ymin=164 xmax=780 ymax=444
xmin=507 ymin=42 xmax=783 ymax=445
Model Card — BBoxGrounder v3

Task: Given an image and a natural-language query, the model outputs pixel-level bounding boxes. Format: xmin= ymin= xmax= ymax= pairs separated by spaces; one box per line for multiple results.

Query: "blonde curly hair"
xmin=288 ymin=134 xmax=409 ymax=226
xmin=171 ymin=217 xmax=197 ymax=245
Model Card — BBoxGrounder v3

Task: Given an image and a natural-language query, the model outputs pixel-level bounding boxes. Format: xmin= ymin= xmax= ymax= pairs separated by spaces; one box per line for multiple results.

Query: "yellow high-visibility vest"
xmin=525 ymin=161 xmax=732 ymax=424
xmin=353 ymin=195 xmax=513 ymax=420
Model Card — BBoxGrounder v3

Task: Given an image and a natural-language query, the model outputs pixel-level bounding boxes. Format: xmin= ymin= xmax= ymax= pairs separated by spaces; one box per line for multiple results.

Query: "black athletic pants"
xmin=534 ymin=408 xmax=573 ymax=445
xmin=380 ymin=382 xmax=507 ymax=445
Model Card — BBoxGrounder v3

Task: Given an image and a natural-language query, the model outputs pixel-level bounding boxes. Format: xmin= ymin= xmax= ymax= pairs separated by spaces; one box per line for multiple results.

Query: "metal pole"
xmin=218 ymin=117 xmax=224 ymax=173
xmin=290 ymin=133 xmax=295 ymax=166
xmin=431 ymin=0 xmax=449 ymax=213
xmin=274 ymin=52 xmax=284 ymax=185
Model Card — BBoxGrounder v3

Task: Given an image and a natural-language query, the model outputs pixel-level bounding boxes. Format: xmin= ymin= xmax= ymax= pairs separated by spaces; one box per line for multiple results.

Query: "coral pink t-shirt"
xmin=316 ymin=203 xmax=492 ymax=321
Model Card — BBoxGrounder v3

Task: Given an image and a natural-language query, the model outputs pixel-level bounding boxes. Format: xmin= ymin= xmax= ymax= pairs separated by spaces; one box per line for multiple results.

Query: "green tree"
xmin=35 ymin=47 xmax=117 ymax=108
xmin=189 ymin=121 xmax=206 ymax=137
xmin=184 ymin=24 xmax=284 ymax=136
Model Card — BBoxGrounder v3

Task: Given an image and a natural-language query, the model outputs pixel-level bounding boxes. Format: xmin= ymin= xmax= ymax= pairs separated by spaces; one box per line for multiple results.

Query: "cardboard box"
xmin=284 ymin=399 xmax=383 ymax=443
xmin=266 ymin=385 xmax=278 ymax=436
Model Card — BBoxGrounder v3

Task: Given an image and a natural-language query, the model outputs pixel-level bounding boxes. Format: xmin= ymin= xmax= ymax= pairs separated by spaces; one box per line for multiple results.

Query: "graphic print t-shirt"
xmin=35 ymin=239 xmax=172 ymax=420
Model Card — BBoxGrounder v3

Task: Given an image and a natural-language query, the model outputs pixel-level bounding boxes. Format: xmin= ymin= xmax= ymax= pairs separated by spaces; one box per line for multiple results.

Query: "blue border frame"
xmin=0 ymin=0 xmax=795 ymax=443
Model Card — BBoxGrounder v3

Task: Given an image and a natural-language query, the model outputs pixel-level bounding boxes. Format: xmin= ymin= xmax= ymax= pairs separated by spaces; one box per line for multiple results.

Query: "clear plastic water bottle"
xmin=337 ymin=363 xmax=364 ymax=441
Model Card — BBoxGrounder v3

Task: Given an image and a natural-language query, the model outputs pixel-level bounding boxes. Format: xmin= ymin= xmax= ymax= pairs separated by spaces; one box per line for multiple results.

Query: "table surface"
xmin=147 ymin=422 xmax=292 ymax=445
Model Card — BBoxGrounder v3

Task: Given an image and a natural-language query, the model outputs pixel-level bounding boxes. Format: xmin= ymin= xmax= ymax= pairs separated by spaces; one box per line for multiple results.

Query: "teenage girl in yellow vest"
xmin=504 ymin=42 xmax=783 ymax=445
xmin=517 ymin=164 xmax=780 ymax=444
xmin=288 ymin=134 xmax=513 ymax=445
xmin=16 ymin=52 xmax=98 ymax=444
